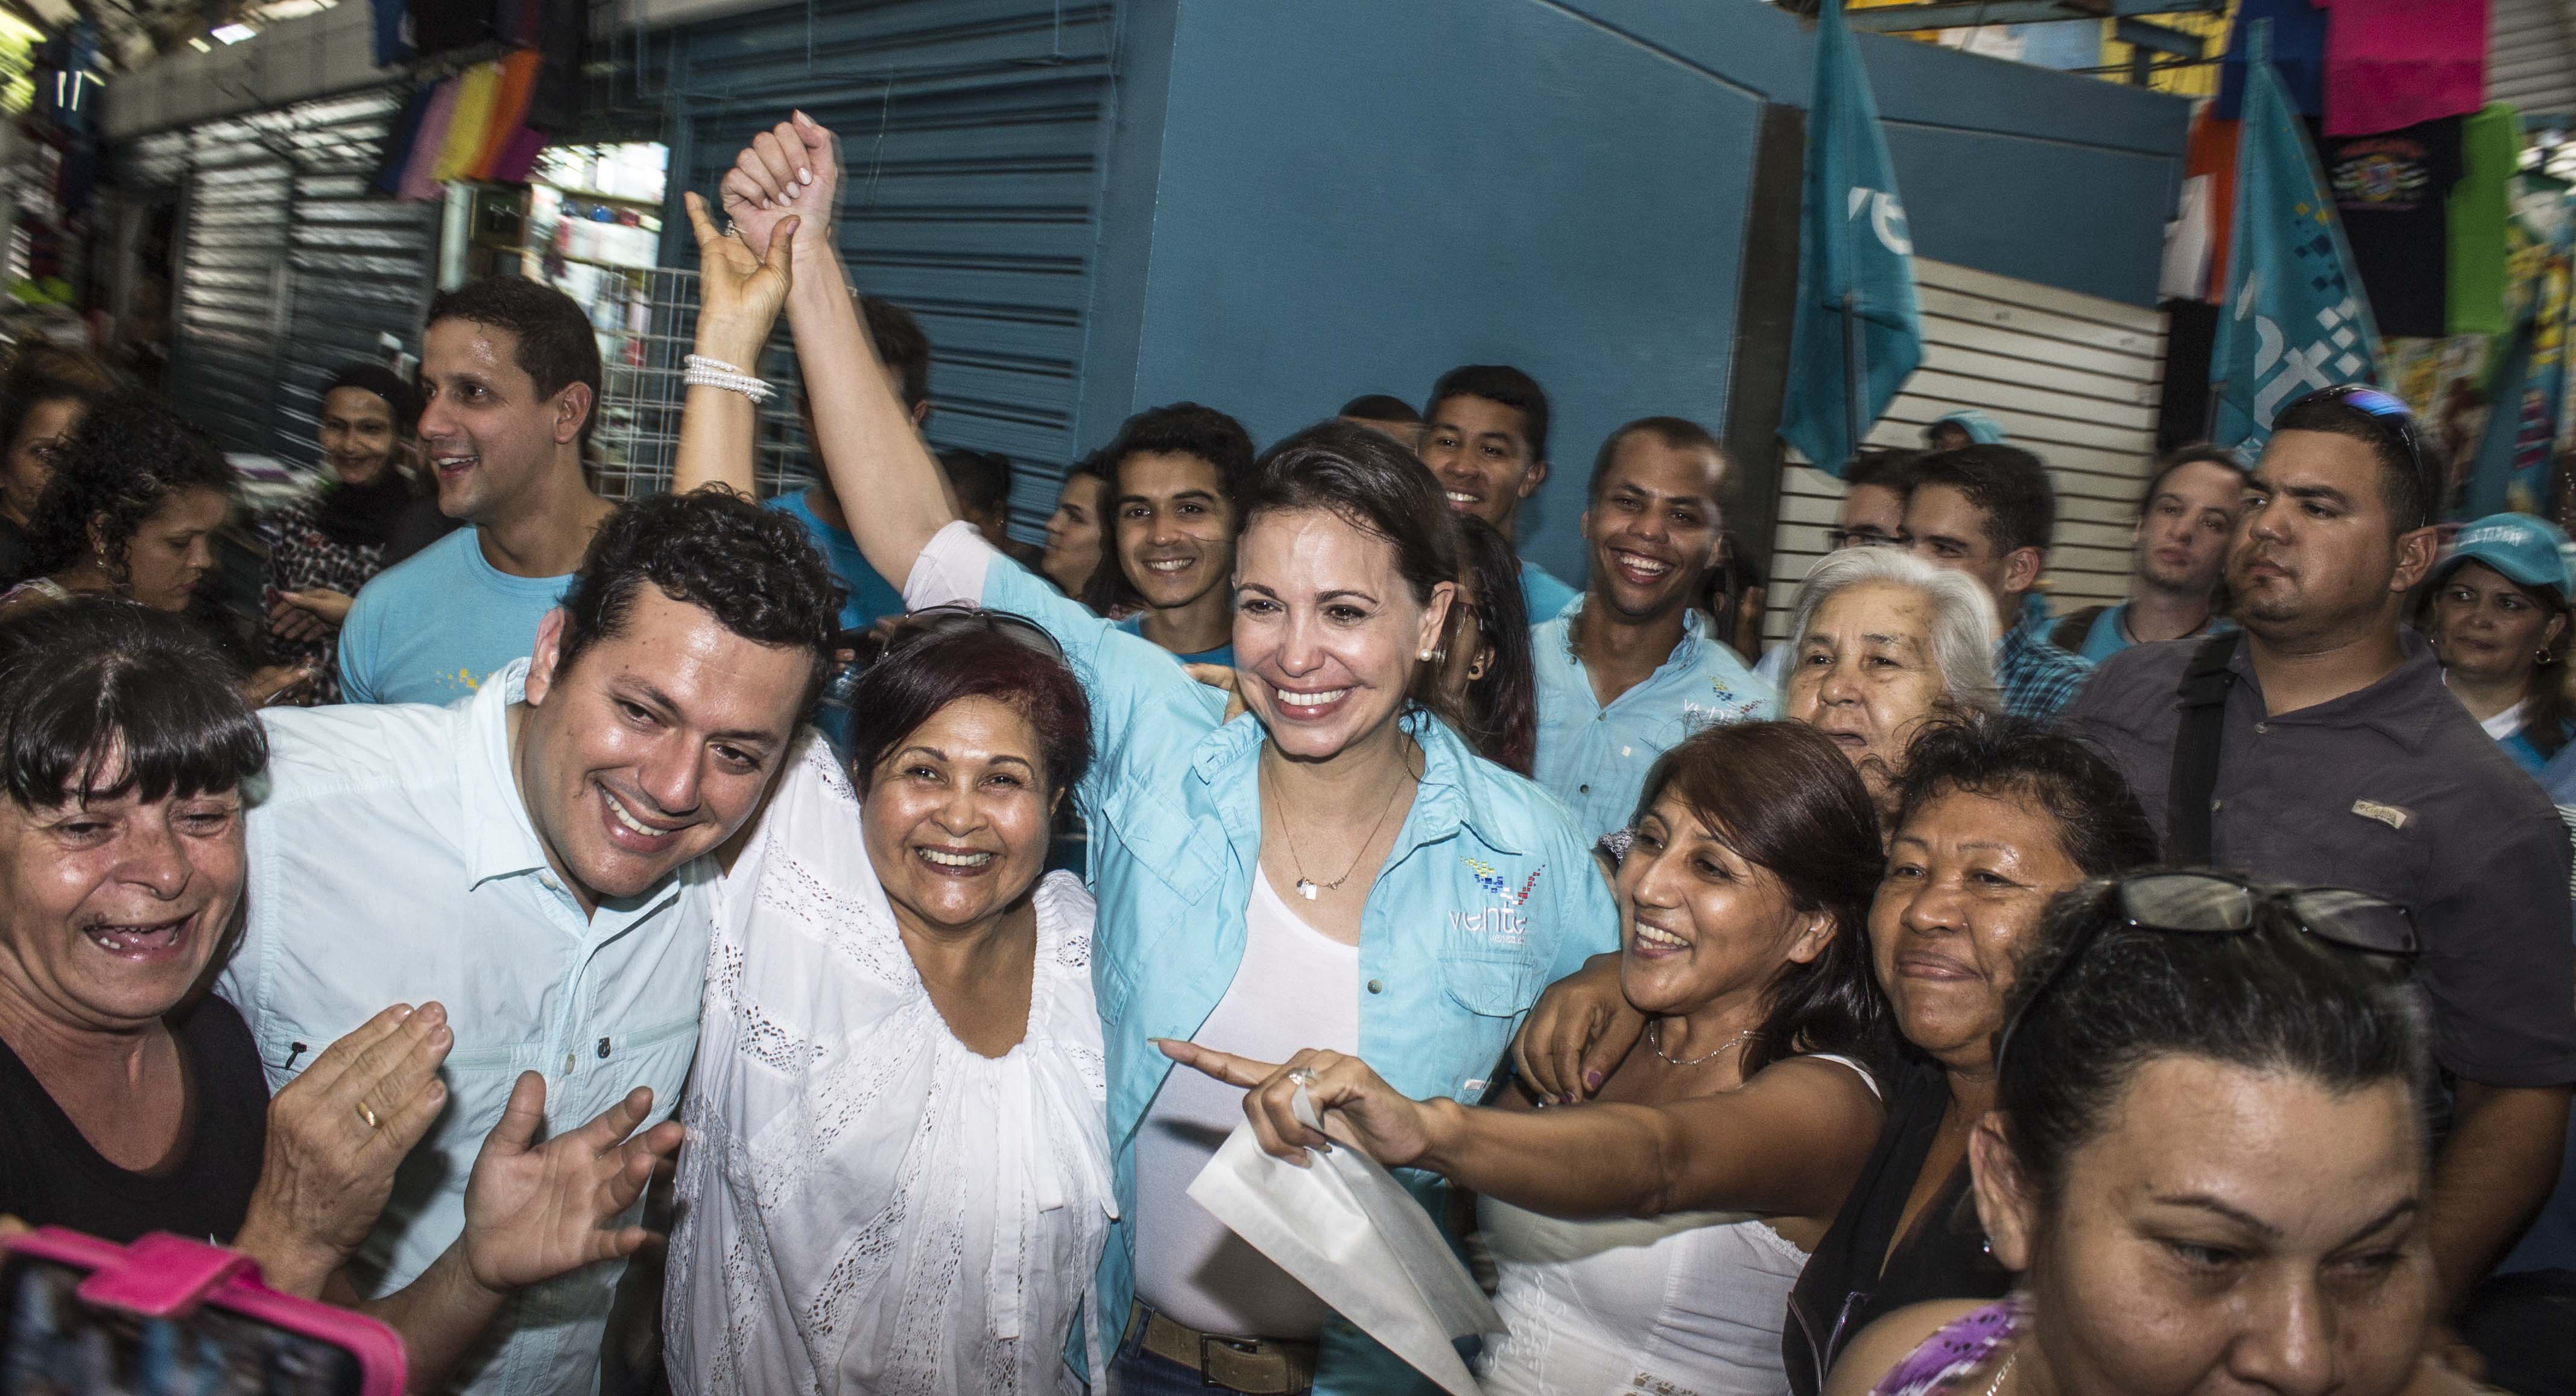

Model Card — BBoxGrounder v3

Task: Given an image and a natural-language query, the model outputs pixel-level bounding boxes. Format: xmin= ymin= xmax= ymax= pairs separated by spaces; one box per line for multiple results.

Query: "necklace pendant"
xmin=1294 ymin=878 xmax=1320 ymax=901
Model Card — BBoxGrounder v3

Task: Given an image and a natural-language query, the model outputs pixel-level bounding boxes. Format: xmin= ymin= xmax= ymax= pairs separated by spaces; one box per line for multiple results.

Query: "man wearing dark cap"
xmin=2065 ymin=385 xmax=2576 ymax=1319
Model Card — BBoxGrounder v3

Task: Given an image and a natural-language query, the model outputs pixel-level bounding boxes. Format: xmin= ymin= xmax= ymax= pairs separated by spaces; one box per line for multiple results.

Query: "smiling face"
xmin=2230 ymin=431 xmax=2429 ymax=643
xmin=2434 ymin=559 xmax=2562 ymax=691
xmin=1981 ymin=1057 xmax=2433 ymax=1396
xmin=1232 ymin=507 xmax=1453 ymax=761
xmin=1872 ymin=786 xmax=2085 ymax=1073
xmin=1618 ymin=792 xmax=1829 ymax=1017
xmin=318 ymin=386 xmax=401 ymax=488
xmin=1582 ymin=431 xmax=1727 ymax=624
xmin=417 ymin=319 xmax=589 ymax=525
xmin=1422 ymin=395 xmax=1546 ymax=531
xmin=1786 ymin=580 xmax=1951 ymax=813
xmin=1041 ymin=471 xmax=1107 ymax=597
xmin=2 ymin=396 xmax=86 ymax=528
xmin=516 ymin=587 xmax=810 ymax=910
xmin=2135 ymin=460 xmax=2242 ymax=600
xmin=116 ymin=486 xmax=229 ymax=613
xmin=0 ymin=764 xmax=244 ymax=1034
xmin=861 ymin=694 xmax=1057 ymax=938
xmin=1112 ymin=450 xmax=1236 ymax=612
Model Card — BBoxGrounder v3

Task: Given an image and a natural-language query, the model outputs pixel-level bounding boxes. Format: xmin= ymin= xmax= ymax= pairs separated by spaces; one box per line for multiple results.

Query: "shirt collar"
xmin=1559 ymin=598 xmax=1707 ymax=674
xmin=457 ymin=658 xmax=556 ymax=888
xmin=2229 ymin=627 xmax=2452 ymax=752
xmin=1188 ymin=707 xmax=1530 ymax=859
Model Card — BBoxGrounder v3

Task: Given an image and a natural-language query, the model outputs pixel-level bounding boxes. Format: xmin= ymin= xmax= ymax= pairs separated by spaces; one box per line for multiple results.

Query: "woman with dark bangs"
xmin=1165 ymin=722 xmax=1894 ymax=1396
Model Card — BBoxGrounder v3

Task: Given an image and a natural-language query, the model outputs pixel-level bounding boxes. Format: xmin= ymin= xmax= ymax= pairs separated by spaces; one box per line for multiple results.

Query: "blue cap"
xmin=2436 ymin=512 xmax=2576 ymax=606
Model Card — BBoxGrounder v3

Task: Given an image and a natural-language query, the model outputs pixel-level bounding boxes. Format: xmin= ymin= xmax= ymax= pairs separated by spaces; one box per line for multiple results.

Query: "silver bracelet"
xmin=683 ymin=354 xmax=773 ymax=404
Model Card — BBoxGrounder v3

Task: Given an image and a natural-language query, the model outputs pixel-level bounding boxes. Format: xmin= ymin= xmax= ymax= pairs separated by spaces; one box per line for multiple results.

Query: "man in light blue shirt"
xmin=1420 ymin=364 xmax=1581 ymax=617
xmin=341 ymin=277 xmax=613 ymax=705
xmin=1535 ymin=417 xmax=1774 ymax=839
xmin=224 ymin=492 xmax=838 ymax=1395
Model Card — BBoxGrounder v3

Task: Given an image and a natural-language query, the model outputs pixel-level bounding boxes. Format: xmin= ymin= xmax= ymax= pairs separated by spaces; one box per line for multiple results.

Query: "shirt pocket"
xmin=1440 ymin=924 xmax=1543 ymax=1020
xmin=1098 ymin=777 xmax=1223 ymax=908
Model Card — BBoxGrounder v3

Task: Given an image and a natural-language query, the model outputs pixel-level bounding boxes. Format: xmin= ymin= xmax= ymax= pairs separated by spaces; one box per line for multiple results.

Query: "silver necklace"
xmin=1648 ymin=1019 xmax=1758 ymax=1067
xmin=1978 ymin=1345 xmax=2020 ymax=1396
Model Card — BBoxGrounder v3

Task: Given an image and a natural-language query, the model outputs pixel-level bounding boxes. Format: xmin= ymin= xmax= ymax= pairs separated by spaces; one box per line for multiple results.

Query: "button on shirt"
xmin=2063 ymin=632 xmax=2576 ymax=1087
xmin=1532 ymin=598 xmax=1776 ymax=840
xmin=221 ymin=660 xmax=715 ymax=1396
xmin=905 ymin=522 xmax=1619 ymax=1395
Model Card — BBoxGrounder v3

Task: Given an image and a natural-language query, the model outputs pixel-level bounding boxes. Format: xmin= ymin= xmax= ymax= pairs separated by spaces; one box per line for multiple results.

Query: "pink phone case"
xmin=3 ymin=1227 xmax=408 ymax=1395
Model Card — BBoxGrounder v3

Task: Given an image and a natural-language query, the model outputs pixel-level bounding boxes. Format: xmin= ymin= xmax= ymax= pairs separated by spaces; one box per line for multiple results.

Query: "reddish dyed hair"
xmin=845 ymin=614 xmax=1094 ymax=798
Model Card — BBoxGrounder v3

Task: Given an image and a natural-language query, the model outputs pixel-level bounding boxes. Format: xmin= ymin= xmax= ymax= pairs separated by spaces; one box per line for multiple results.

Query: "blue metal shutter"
xmin=650 ymin=0 xmax=1116 ymax=531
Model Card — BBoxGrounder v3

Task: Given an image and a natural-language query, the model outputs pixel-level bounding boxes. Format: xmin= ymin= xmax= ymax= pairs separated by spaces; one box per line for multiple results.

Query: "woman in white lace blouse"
xmin=660 ymin=202 xmax=1114 ymax=1394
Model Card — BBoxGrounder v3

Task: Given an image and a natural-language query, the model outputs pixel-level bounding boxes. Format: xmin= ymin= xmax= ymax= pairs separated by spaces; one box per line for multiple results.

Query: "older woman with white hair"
xmin=1779 ymin=548 xmax=1998 ymax=823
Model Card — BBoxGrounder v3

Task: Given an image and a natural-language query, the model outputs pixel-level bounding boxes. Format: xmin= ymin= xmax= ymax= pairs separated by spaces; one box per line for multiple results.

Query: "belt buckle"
xmin=1199 ymin=1333 xmax=1282 ymax=1392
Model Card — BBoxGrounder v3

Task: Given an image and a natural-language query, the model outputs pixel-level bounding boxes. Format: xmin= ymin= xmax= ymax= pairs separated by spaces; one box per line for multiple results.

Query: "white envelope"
xmin=1185 ymin=1088 xmax=1502 ymax=1396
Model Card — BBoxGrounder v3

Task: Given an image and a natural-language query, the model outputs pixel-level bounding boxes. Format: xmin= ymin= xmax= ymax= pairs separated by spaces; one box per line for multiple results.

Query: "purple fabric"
xmin=1869 ymin=1298 xmax=2027 ymax=1396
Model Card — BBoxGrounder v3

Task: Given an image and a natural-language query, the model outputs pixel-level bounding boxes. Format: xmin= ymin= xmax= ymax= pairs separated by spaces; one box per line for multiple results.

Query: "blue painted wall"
xmin=1078 ymin=0 xmax=2191 ymax=585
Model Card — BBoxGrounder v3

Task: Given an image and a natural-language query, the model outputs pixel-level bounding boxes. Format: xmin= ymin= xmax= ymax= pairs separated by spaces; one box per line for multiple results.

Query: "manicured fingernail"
xmin=1584 ymin=1070 xmax=1604 ymax=1090
xmin=1560 ymin=1093 xmax=1577 ymax=1106
xmin=797 ymin=168 xmax=811 ymax=184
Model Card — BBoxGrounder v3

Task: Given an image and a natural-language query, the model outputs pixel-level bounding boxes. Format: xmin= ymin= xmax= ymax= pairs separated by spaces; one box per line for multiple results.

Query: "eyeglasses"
xmin=881 ymin=604 xmax=1065 ymax=663
xmin=2277 ymin=384 xmax=2440 ymax=524
xmin=1826 ymin=527 xmax=1906 ymax=550
xmin=1993 ymin=871 xmax=2417 ymax=1073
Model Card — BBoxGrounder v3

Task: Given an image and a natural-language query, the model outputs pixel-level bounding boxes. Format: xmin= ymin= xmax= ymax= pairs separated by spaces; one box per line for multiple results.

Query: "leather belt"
xmin=1127 ymin=1301 xmax=1318 ymax=1394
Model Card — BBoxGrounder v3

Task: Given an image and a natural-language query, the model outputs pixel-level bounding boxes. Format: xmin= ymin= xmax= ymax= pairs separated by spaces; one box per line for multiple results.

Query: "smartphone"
xmin=0 ymin=1229 xmax=404 ymax=1396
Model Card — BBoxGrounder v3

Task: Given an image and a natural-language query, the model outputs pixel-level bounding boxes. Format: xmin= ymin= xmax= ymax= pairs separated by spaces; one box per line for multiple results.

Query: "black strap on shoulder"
xmin=2165 ymin=630 xmax=2244 ymax=864
xmin=2050 ymin=604 xmax=2108 ymax=655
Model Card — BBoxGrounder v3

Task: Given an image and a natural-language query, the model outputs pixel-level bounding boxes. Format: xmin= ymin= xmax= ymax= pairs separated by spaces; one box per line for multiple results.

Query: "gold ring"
xmin=355 ymin=1100 xmax=381 ymax=1130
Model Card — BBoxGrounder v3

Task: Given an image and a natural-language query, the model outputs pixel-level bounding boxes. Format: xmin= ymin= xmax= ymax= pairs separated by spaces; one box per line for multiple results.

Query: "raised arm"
xmin=720 ymin=113 xmax=954 ymax=585
xmin=1160 ymin=1041 xmax=1881 ymax=1223
xmin=669 ymin=192 xmax=796 ymax=497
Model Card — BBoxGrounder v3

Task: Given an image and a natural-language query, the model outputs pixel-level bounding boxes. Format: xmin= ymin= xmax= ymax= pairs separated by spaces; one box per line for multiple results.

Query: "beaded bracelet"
xmin=683 ymin=354 xmax=773 ymax=404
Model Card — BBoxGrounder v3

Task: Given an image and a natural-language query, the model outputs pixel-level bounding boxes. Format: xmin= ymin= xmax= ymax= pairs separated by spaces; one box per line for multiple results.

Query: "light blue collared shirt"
xmin=221 ymin=661 xmax=716 ymax=1396
xmin=905 ymin=522 xmax=1619 ymax=1395
xmin=1531 ymin=597 xmax=1777 ymax=839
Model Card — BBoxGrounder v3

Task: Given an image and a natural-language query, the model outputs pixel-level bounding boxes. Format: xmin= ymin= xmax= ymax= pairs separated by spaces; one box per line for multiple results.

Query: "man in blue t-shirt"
xmin=2051 ymin=445 xmax=2247 ymax=664
xmin=1092 ymin=402 xmax=1255 ymax=669
xmin=340 ymin=278 xmax=612 ymax=705
xmin=1420 ymin=364 xmax=1580 ymax=618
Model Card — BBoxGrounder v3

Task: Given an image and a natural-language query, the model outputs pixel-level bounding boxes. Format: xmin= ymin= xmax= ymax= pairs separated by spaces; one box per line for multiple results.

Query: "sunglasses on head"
xmin=2277 ymin=384 xmax=2440 ymax=525
xmin=881 ymin=604 xmax=1065 ymax=663
xmin=1993 ymin=871 xmax=2418 ymax=1074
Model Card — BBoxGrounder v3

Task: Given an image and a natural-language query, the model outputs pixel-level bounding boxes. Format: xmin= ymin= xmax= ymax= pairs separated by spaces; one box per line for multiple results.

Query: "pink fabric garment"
xmin=489 ymin=124 xmax=547 ymax=185
xmin=397 ymin=77 xmax=460 ymax=201
xmin=2320 ymin=0 xmax=2489 ymax=135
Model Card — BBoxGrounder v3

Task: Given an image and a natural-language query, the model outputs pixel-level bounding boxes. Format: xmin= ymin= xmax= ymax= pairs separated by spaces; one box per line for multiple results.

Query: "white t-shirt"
xmin=2484 ymin=699 xmax=2533 ymax=742
xmin=1131 ymin=870 xmax=1361 ymax=1339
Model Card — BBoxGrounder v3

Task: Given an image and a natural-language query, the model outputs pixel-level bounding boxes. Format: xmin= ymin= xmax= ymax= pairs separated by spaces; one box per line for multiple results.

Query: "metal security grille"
xmin=618 ymin=0 xmax=1118 ymax=531
xmin=165 ymin=121 xmax=292 ymax=455
xmin=1763 ymin=258 xmax=2172 ymax=645
xmin=272 ymin=89 xmax=441 ymax=471
xmin=586 ymin=264 xmax=813 ymax=501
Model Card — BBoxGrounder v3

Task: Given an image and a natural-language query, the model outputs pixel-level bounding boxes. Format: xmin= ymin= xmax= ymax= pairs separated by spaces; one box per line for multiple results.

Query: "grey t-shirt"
xmin=2063 ymin=630 xmax=2576 ymax=1088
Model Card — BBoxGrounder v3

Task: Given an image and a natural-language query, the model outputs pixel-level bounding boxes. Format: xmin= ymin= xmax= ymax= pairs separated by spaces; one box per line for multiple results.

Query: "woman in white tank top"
xmin=1166 ymin=722 xmax=1896 ymax=1395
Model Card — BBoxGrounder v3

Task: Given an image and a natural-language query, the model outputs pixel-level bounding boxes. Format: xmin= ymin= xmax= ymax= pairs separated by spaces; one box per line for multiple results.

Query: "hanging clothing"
xmin=2451 ymin=103 xmax=2522 ymax=337
xmin=2215 ymin=0 xmax=2328 ymax=121
xmin=2322 ymin=115 xmax=2466 ymax=338
xmin=396 ymin=78 xmax=458 ymax=202
xmin=2319 ymin=0 xmax=2490 ymax=137
xmin=432 ymin=62 xmax=503 ymax=183
xmin=2183 ymin=111 xmax=2241 ymax=301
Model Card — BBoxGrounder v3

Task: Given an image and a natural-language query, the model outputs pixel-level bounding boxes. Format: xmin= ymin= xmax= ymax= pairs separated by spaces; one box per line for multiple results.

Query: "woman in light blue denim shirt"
xmin=702 ymin=114 xmax=1620 ymax=1394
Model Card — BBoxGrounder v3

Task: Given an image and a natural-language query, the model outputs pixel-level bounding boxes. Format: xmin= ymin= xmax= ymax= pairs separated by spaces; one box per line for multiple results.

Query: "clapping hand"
xmin=1155 ymin=1041 xmax=1437 ymax=1168
xmin=234 ymin=1003 xmax=454 ymax=1295
xmin=718 ymin=110 xmax=841 ymax=264
xmin=460 ymin=1073 xmax=682 ymax=1293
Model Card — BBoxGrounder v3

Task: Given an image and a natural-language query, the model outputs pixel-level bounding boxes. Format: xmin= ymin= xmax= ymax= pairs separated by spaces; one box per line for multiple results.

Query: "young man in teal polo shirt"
xmin=1421 ymin=364 xmax=1581 ymax=618
xmin=1533 ymin=416 xmax=1773 ymax=839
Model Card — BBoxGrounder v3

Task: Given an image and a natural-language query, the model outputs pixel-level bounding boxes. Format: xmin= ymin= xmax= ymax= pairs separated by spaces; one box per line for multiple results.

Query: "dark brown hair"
xmin=1633 ymin=720 xmax=1896 ymax=1079
xmin=847 ymin=615 xmax=1093 ymax=799
xmin=1422 ymin=515 xmax=1537 ymax=773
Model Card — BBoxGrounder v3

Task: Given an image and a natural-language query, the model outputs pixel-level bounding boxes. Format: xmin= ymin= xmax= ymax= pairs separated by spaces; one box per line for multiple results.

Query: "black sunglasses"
xmin=2277 ymin=384 xmax=2440 ymax=524
xmin=1993 ymin=871 xmax=2419 ymax=1073
xmin=881 ymin=604 xmax=1065 ymax=663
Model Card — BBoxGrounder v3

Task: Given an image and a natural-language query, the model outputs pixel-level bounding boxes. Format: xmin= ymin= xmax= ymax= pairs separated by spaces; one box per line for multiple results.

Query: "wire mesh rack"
xmin=584 ymin=262 xmax=817 ymax=503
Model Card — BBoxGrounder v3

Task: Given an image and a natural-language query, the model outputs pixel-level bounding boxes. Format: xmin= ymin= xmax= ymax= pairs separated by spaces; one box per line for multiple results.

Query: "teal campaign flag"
xmin=2210 ymin=20 xmax=2383 ymax=458
xmin=1778 ymin=0 xmax=1925 ymax=478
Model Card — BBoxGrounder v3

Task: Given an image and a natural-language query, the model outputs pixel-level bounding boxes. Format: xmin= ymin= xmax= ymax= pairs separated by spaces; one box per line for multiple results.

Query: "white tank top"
xmin=1474 ymin=1055 xmax=1878 ymax=1396
xmin=1131 ymin=869 xmax=1361 ymax=1339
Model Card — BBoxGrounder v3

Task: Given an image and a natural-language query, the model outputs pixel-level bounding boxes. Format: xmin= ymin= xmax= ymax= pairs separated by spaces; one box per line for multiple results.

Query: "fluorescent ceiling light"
xmin=188 ymin=35 xmax=211 ymax=49
xmin=210 ymin=22 xmax=255 ymax=43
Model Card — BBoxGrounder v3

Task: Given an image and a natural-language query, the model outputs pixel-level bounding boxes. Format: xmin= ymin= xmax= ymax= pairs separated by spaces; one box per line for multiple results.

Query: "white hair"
xmin=1785 ymin=548 xmax=2001 ymax=714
